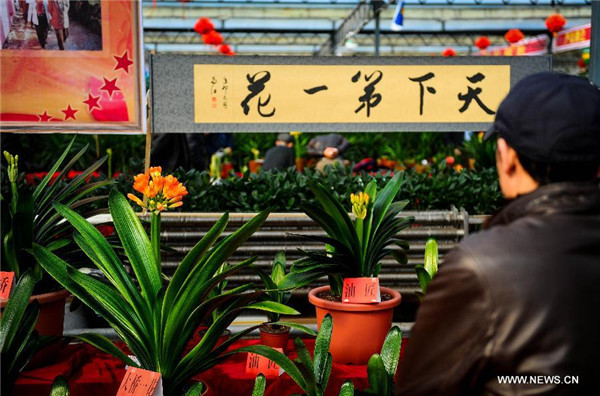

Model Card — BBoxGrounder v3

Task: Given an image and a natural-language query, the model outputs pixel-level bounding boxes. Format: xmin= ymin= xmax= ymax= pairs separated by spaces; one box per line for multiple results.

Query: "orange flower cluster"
xmin=127 ymin=167 xmax=188 ymax=214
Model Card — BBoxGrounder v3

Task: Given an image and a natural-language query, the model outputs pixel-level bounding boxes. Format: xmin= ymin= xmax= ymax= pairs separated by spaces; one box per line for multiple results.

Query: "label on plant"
xmin=342 ymin=277 xmax=381 ymax=303
xmin=0 ymin=271 xmax=15 ymax=300
xmin=117 ymin=367 xmax=163 ymax=396
xmin=245 ymin=348 xmax=284 ymax=377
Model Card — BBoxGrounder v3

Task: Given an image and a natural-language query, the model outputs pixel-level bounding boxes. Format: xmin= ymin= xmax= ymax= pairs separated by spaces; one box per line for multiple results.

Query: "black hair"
xmin=516 ymin=153 xmax=600 ymax=185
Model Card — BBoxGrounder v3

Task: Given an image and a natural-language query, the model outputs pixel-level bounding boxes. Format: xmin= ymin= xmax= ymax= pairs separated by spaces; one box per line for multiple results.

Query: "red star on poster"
xmin=61 ymin=105 xmax=78 ymax=120
xmin=83 ymin=93 xmax=101 ymax=111
xmin=38 ymin=111 xmax=52 ymax=122
xmin=100 ymin=77 xmax=121 ymax=98
xmin=114 ymin=51 xmax=133 ymax=73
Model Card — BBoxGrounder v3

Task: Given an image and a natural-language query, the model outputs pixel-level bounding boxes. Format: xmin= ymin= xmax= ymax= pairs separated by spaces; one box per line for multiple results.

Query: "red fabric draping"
xmin=15 ymin=338 xmax=409 ymax=396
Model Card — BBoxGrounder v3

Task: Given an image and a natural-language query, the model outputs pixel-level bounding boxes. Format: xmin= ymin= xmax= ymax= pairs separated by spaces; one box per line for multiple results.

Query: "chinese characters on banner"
xmin=553 ymin=23 xmax=591 ymax=53
xmin=483 ymin=34 xmax=549 ymax=57
xmin=194 ymin=65 xmax=510 ymax=124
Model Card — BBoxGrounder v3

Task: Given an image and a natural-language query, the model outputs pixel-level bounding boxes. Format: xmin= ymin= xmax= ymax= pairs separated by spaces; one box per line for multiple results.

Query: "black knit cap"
xmin=485 ymin=72 xmax=600 ymax=163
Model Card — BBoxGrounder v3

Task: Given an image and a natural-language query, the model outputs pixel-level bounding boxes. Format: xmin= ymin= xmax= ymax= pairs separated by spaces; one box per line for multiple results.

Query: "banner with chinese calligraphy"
xmin=553 ymin=23 xmax=591 ymax=53
xmin=0 ymin=0 xmax=145 ymax=134
xmin=483 ymin=34 xmax=549 ymax=57
xmin=151 ymin=55 xmax=550 ymax=133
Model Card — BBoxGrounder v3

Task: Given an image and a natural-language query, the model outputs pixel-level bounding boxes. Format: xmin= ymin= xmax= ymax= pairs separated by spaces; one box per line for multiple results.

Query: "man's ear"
xmin=497 ymin=138 xmax=518 ymax=176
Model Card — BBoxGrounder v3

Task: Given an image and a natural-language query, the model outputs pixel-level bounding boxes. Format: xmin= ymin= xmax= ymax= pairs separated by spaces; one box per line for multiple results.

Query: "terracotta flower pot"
xmin=1 ymin=289 xmax=70 ymax=367
xmin=259 ymin=323 xmax=291 ymax=353
xmin=308 ymin=285 xmax=401 ymax=365
xmin=248 ymin=159 xmax=264 ymax=174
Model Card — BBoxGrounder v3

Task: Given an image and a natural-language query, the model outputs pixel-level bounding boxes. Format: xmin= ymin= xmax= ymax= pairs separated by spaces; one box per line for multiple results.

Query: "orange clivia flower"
xmin=128 ymin=167 xmax=187 ymax=214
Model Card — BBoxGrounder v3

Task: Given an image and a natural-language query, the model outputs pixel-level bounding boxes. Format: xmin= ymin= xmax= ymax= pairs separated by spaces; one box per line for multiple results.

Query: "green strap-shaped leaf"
xmin=33 ymin=136 xmax=75 ymax=201
xmin=237 ymin=345 xmax=307 ymax=391
xmin=415 ymin=265 xmax=432 ymax=294
xmin=245 ymin=301 xmax=300 ymax=316
xmin=314 ymin=314 xmax=333 ymax=382
xmin=424 ymin=238 xmax=439 ymax=278
xmin=184 ymin=382 xmax=205 ymax=396
xmin=271 ymin=251 xmax=286 ymax=285
xmin=380 ymin=326 xmax=402 ymax=378
xmin=252 ymin=374 xmax=266 ymax=396
xmin=320 ymin=352 xmax=333 ymax=391
xmin=162 ymin=212 xmax=228 ymax=325
xmin=338 ymin=380 xmax=355 ymax=396
xmin=367 ymin=354 xmax=390 ymax=396
xmin=109 ymin=189 xmax=162 ymax=304
xmin=294 ymin=338 xmax=315 ymax=380
xmin=75 ymin=333 xmax=139 ymax=368
xmin=50 ymin=376 xmax=70 ymax=396
xmin=52 ymin=204 xmax=143 ymax=310
xmin=273 ymin=322 xmax=317 ymax=337
xmin=370 ymin=173 xmax=404 ymax=239
xmin=0 ymin=271 xmax=35 ymax=350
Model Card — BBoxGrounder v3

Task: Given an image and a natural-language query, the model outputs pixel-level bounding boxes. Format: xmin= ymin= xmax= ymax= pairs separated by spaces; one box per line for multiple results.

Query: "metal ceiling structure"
xmin=141 ymin=0 xmax=593 ymax=56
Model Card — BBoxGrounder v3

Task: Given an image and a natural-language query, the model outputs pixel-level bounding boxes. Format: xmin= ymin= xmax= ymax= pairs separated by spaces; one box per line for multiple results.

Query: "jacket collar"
xmin=486 ymin=181 xmax=600 ymax=228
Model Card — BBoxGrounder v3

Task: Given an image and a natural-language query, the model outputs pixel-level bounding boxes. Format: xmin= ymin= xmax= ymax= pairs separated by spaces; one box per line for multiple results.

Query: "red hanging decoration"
xmin=442 ymin=47 xmax=456 ymax=57
xmin=194 ymin=17 xmax=215 ymax=35
xmin=218 ymin=44 xmax=235 ymax=56
xmin=545 ymin=14 xmax=566 ymax=34
xmin=577 ymin=57 xmax=586 ymax=69
xmin=504 ymin=29 xmax=524 ymax=44
xmin=203 ymin=30 xmax=224 ymax=46
xmin=474 ymin=36 xmax=491 ymax=50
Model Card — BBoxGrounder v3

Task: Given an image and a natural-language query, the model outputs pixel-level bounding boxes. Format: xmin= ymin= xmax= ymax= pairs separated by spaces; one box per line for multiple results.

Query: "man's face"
xmin=495 ymin=138 xmax=539 ymax=199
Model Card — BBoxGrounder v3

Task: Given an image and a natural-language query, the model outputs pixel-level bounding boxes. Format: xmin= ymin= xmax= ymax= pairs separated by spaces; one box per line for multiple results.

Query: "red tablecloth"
xmin=15 ymin=338 xmax=408 ymax=396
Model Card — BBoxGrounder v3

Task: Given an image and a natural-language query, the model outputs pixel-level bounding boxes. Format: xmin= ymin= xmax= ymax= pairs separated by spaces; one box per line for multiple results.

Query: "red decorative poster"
xmin=482 ymin=34 xmax=548 ymax=57
xmin=553 ymin=23 xmax=591 ymax=53
xmin=246 ymin=348 xmax=284 ymax=377
xmin=0 ymin=0 xmax=145 ymax=133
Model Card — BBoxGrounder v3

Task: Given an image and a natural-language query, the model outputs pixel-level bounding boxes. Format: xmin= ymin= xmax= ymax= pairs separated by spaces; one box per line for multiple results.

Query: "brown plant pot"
xmin=259 ymin=323 xmax=291 ymax=353
xmin=248 ymin=159 xmax=264 ymax=173
xmin=1 ymin=289 xmax=70 ymax=368
xmin=308 ymin=285 xmax=401 ymax=365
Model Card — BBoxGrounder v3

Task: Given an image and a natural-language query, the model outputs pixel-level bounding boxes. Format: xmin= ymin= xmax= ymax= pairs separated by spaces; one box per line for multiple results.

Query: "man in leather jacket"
xmin=396 ymin=73 xmax=600 ymax=395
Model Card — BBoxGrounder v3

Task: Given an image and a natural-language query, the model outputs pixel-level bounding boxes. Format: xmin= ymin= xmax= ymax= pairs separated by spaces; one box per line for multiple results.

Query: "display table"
xmin=15 ymin=338 xmax=408 ymax=396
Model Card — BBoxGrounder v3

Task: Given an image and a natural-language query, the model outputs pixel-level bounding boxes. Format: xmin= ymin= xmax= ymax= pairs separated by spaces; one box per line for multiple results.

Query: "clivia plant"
xmin=244 ymin=314 xmax=355 ymax=396
xmin=33 ymin=168 xmax=297 ymax=396
xmin=281 ymin=172 xmax=414 ymax=297
xmin=2 ymin=137 xmax=109 ymax=293
xmin=254 ymin=252 xmax=312 ymax=351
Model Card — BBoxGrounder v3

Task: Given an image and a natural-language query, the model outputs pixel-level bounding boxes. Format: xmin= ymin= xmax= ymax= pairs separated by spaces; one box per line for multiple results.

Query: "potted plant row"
xmin=281 ymin=172 xmax=413 ymax=364
xmin=1 ymin=138 xmax=109 ymax=365
xmin=33 ymin=166 xmax=300 ymax=396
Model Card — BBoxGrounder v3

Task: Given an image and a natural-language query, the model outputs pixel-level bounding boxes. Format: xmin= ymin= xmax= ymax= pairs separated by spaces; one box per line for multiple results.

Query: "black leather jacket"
xmin=397 ymin=182 xmax=600 ymax=396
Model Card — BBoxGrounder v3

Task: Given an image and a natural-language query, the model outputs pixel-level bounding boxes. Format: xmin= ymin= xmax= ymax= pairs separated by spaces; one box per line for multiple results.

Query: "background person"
xmin=396 ymin=73 xmax=600 ymax=395
xmin=262 ymin=133 xmax=295 ymax=171
xmin=28 ymin=0 xmax=49 ymax=48
xmin=306 ymin=133 xmax=350 ymax=173
xmin=47 ymin=0 xmax=68 ymax=50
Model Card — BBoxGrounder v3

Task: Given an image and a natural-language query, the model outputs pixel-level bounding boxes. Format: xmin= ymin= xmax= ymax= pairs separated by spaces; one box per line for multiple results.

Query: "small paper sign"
xmin=342 ymin=277 xmax=381 ymax=303
xmin=245 ymin=348 xmax=284 ymax=377
xmin=0 ymin=272 xmax=15 ymax=300
xmin=117 ymin=367 xmax=163 ymax=396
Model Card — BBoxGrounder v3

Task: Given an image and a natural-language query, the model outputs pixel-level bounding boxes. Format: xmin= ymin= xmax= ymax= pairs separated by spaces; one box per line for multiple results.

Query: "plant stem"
xmin=151 ymin=213 xmax=162 ymax=280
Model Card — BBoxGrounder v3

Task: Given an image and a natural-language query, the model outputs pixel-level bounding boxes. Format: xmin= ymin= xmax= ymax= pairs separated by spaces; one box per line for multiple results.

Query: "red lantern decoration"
xmin=194 ymin=17 xmax=214 ymax=35
xmin=442 ymin=47 xmax=456 ymax=57
xmin=218 ymin=44 xmax=235 ymax=56
xmin=203 ymin=31 xmax=224 ymax=46
xmin=577 ymin=57 xmax=586 ymax=70
xmin=474 ymin=36 xmax=491 ymax=50
xmin=504 ymin=29 xmax=524 ymax=44
xmin=545 ymin=14 xmax=566 ymax=34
